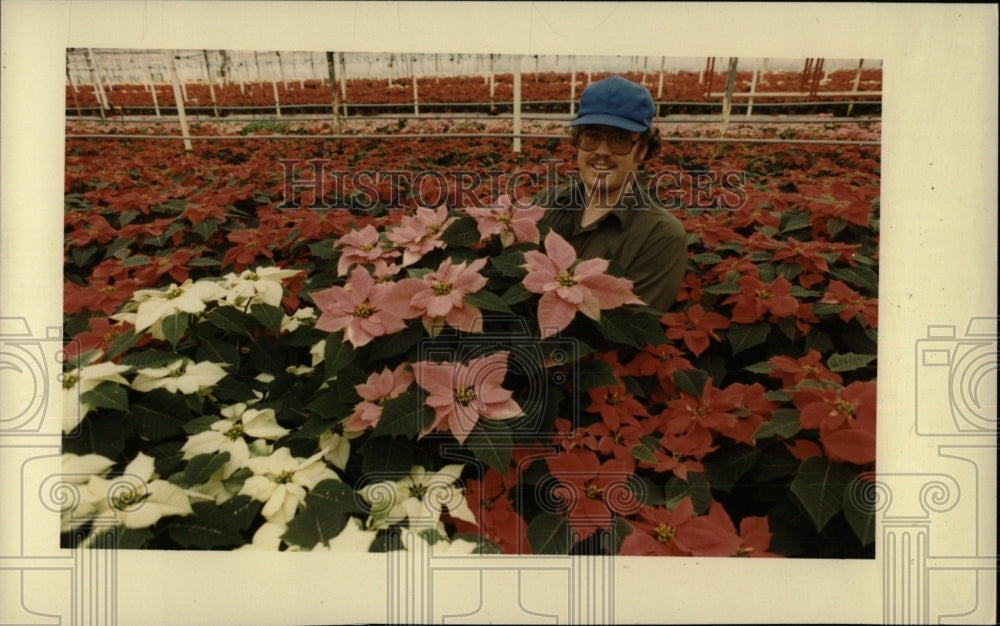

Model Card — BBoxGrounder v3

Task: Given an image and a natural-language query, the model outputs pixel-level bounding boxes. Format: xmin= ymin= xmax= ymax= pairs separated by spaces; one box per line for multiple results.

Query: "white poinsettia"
xmin=59 ymin=453 xmax=117 ymax=532
xmin=131 ymin=358 xmax=227 ymax=394
xmin=236 ymin=521 xmax=287 ymax=551
xmin=280 ymin=306 xmax=316 ymax=334
xmin=306 ymin=516 xmax=379 ymax=552
xmin=318 ymin=427 xmax=364 ymax=470
xmin=129 ymin=279 xmax=227 ymax=333
xmin=399 ymin=526 xmax=481 ymax=555
xmin=79 ymin=452 xmax=192 ymax=530
xmin=310 ymin=339 xmax=326 ymax=367
xmin=218 ymin=267 xmax=301 ymax=308
xmin=238 ymin=447 xmax=339 ymax=524
xmin=359 ymin=465 xmax=477 ymax=531
xmin=181 ymin=403 xmax=290 ymax=478
xmin=62 ymin=358 xmax=133 ymax=432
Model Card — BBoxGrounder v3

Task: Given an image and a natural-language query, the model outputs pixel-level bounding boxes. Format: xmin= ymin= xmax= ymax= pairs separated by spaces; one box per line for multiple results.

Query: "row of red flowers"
xmin=67 ymin=68 xmax=882 ymax=111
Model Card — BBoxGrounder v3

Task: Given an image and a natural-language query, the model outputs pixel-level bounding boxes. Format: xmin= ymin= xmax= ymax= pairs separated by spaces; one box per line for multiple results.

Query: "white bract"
xmin=181 ymin=403 xmax=290 ymax=478
xmin=218 ymin=267 xmax=301 ymax=308
xmin=238 ymin=447 xmax=339 ymax=524
xmin=131 ymin=359 xmax=227 ymax=394
xmin=79 ymin=452 xmax=192 ymax=530
xmin=130 ymin=279 xmax=227 ymax=333
xmin=281 ymin=306 xmax=316 ymax=334
xmin=359 ymin=465 xmax=477 ymax=531
xmin=318 ymin=427 xmax=365 ymax=470
xmin=62 ymin=359 xmax=133 ymax=432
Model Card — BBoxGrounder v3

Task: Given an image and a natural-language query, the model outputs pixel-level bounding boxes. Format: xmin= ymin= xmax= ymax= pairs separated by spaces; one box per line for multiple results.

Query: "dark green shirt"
xmin=535 ymin=180 xmax=687 ymax=313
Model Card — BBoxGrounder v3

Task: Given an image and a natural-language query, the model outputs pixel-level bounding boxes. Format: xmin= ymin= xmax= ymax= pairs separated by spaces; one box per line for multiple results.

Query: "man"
xmin=536 ymin=76 xmax=687 ymax=313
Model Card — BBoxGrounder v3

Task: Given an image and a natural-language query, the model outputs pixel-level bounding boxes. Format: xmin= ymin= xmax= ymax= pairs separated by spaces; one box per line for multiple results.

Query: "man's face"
xmin=575 ymin=125 xmax=647 ymax=205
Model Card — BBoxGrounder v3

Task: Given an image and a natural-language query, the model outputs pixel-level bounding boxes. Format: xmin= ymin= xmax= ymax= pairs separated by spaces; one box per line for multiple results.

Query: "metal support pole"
xmin=168 ymin=51 xmax=193 ymax=151
xmin=847 ymin=58 xmax=865 ymax=117
xmin=720 ymin=57 xmax=738 ymax=138
xmin=513 ymin=56 xmax=522 ymax=153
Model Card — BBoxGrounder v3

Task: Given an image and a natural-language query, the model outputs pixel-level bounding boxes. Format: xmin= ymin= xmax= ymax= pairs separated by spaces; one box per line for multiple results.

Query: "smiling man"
xmin=537 ymin=76 xmax=687 ymax=313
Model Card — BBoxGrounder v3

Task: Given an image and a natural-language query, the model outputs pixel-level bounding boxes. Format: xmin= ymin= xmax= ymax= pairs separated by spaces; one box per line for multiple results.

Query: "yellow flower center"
xmin=672 ymin=450 xmax=683 ymax=461
xmin=584 ymin=483 xmax=602 ymax=499
xmin=354 ymin=303 xmax=373 ymax=319
xmin=164 ymin=286 xmax=184 ymax=300
xmin=62 ymin=374 xmax=79 ymax=390
xmin=432 ymin=281 xmax=453 ymax=296
xmin=735 ymin=546 xmax=753 ymax=557
xmin=832 ymin=398 xmax=857 ymax=417
xmin=605 ymin=392 xmax=622 ymax=406
xmin=556 ymin=271 xmax=577 ymax=287
xmin=755 ymin=289 xmax=773 ymax=299
xmin=409 ymin=483 xmax=428 ymax=499
xmin=224 ymin=423 xmax=245 ymax=440
xmin=654 ymin=523 xmax=676 ymax=544
xmin=360 ymin=243 xmax=376 ymax=252
xmin=169 ymin=365 xmax=187 ymax=378
xmin=455 ymin=386 xmax=477 ymax=406
xmin=100 ymin=285 xmax=116 ymax=294
xmin=275 ymin=470 xmax=295 ymax=484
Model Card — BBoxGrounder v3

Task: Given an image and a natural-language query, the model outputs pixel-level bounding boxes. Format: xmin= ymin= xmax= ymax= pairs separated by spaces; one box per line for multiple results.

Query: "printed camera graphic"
xmin=416 ymin=315 xmax=580 ymax=440
xmin=915 ymin=317 xmax=998 ymax=436
xmin=0 ymin=316 xmax=72 ymax=433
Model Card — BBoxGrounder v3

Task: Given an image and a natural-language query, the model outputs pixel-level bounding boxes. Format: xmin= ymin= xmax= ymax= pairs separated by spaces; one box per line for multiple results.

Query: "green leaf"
xmin=79 ymin=380 xmax=130 ymax=412
xmin=323 ymin=333 xmax=356 ymax=379
xmin=779 ymin=210 xmax=811 ymax=233
xmin=282 ymin=506 xmax=350 ymax=549
xmin=727 ymin=322 xmax=771 ymax=355
xmin=132 ymin=389 xmax=191 ymax=441
xmin=195 ymin=340 xmax=240 ymax=370
xmin=672 ymin=368 xmax=709 ymax=397
xmin=102 ymin=237 xmax=133 ymax=260
xmin=161 ymin=311 xmax=189 ymax=348
xmin=369 ymin=322 xmax=424 ymax=361
xmin=464 ymin=421 xmax=513 ymax=474
xmin=743 ymin=361 xmax=774 ymax=375
xmin=205 ymin=306 xmax=252 ymax=335
xmin=251 ymin=303 xmax=284 ymax=336
xmin=593 ymin=310 xmax=637 ymax=348
xmin=441 ymin=215 xmax=481 ymax=247
xmin=118 ymin=349 xmax=181 ymax=369
xmin=630 ymin=444 xmax=658 ymax=464
xmin=121 ymin=254 xmax=150 ymax=267
xmin=187 ymin=257 xmax=223 ymax=267
xmin=629 ymin=311 xmax=668 ymax=347
xmin=303 ymin=479 xmax=366 ymax=515
xmin=183 ymin=452 xmax=231 ymax=486
xmin=843 ymin=476 xmax=877 ymax=546
xmin=826 ymin=217 xmax=848 ymax=237
xmin=753 ymin=408 xmax=801 ymax=440
xmin=372 ymin=389 xmax=426 ymax=438
xmin=790 ymin=457 xmax=857 ymax=533
xmin=703 ymin=445 xmax=762 ymax=493
xmin=464 ymin=290 xmax=513 ymax=314
xmin=811 ymin=301 xmax=847 ymax=317
xmin=165 ymin=501 xmax=245 ymax=549
xmin=577 ymin=359 xmax=620 ymax=390
xmin=501 ymin=283 xmax=533 ymax=306
xmin=692 ymin=252 xmax=722 ymax=265
xmin=192 ymin=218 xmax=221 ymax=240
xmin=525 ymin=512 xmax=572 ymax=555
xmin=826 ymin=352 xmax=877 ymax=373
xmin=61 ymin=411 xmax=128 ymax=460
xmin=788 ymin=286 xmax=819 ymax=299
xmin=216 ymin=495 xmax=261 ymax=531
xmin=702 ymin=282 xmax=741 ymax=295
xmin=490 ymin=249 xmax=526 ymax=277
xmin=103 ymin=327 xmax=139 ymax=361
xmin=664 ymin=472 xmax=712 ymax=514
xmin=829 ymin=265 xmax=879 ymax=294
xmin=359 ymin=436 xmax=415 ymax=481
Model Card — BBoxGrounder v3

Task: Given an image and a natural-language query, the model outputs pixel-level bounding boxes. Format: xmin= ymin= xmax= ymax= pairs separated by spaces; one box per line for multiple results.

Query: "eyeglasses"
xmin=575 ymin=128 xmax=641 ymax=155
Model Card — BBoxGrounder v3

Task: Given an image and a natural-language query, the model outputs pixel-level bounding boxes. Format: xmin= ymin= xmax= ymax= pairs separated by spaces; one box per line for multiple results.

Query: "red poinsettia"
xmin=619 ymin=498 xmax=742 ymax=557
xmin=793 ymin=380 xmax=877 ymax=465
xmin=820 ymin=280 xmax=878 ymax=328
xmin=723 ymin=275 xmax=800 ymax=324
xmin=661 ymin=304 xmax=730 ymax=357
xmin=546 ymin=448 xmax=638 ymax=540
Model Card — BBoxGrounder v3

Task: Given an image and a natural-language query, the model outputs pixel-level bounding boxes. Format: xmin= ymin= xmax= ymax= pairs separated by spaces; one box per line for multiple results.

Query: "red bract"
xmin=619 ymin=499 xmax=742 ymax=557
xmin=793 ymin=381 xmax=877 ymax=465
xmin=546 ymin=448 xmax=638 ymax=539
xmin=768 ymin=349 xmax=843 ymax=387
xmin=627 ymin=343 xmax=693 ymax=397
xmin=586 ymin=385 xmax=650 ymax=430
xmin=64 ymin=279 xmax=139 ymax=316
xmin=769 ymin=237 xmax=831 ymax=288
xmin=451 ymin=469 xmax=530 ymax=554
xmin=719 ymin=382 xmax=777 ymax=445
xmin=661 ymin=304 xmax=730 ymax=357
xmin=65 ymin=213 xmax=117 ymax=247
xmin=644 ymin=429 xmax=716 ymax=480
xmin=223 ymin=229 xmax=277 ymax=270
xmin=723 ymin=275 xmax=800 ymax=324
xmin=659 ymin=381 xmax=741 ymax=439
xmin=133 ymin=249 xmax=196 ymax=285
xmin=820 ymin=280 xmax=878 ymax=328
xmin=65 ymin=316 xmax=141 ymax=360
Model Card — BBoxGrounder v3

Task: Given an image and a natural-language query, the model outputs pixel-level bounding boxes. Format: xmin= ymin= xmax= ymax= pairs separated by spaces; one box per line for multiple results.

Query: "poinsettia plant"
xmin=62 ymin=114 xmax=879 ymax=557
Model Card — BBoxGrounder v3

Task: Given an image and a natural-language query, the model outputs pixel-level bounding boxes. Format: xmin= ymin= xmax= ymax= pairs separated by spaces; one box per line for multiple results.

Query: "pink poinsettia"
xmin=412 ymin=351 xmax=524 ymax=444
xmin=344 ymin=363 xmax=414 ymax=431
xmin=465 ymin=195 xmax=543 ymax=247
xmin=385 ymin=204 xmax=454 ymax=266
xmin=336 ymin=224 xmax=400 ymax=276
xmin=312 ymin=266 xmax=408 ymax=347
xmin=522 ymin=231 xmax=643 ymax=338
xmin=387 ymin=257 xmax=489 ymax=335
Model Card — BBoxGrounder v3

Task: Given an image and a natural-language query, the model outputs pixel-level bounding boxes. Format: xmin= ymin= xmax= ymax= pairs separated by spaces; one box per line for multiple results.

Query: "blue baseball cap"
xmin=568 ymin=76 xmax=655 ymax=133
